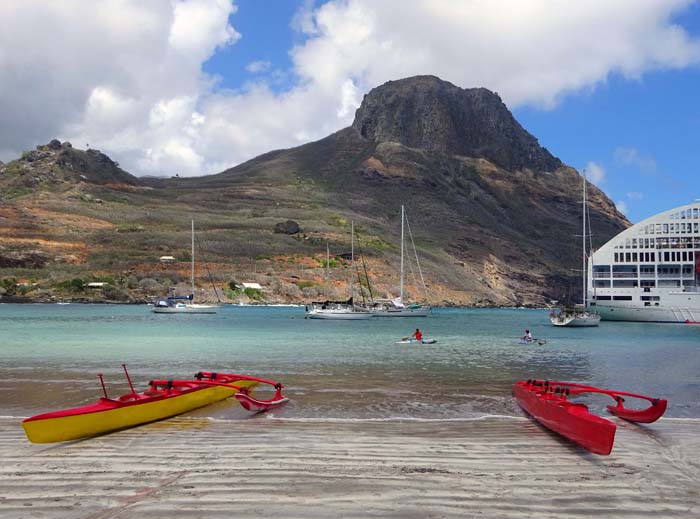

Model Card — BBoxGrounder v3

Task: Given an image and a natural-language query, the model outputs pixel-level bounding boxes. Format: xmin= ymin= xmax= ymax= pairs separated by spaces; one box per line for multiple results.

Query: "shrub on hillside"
xmin=138 ymin=278 xmax=162 ymax=292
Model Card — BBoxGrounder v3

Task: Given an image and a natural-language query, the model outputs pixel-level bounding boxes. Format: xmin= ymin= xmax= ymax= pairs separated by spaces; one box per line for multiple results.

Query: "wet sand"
xmin=1 ymin=416 xmax=698 ymax=518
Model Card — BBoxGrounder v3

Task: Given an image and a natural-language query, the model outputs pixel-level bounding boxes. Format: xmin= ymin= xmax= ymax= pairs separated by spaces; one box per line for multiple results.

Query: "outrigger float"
xmin=513 ymin=379 xmax=667 ymax=455
xmin=22 ymin=365 xmax=289 ymax=443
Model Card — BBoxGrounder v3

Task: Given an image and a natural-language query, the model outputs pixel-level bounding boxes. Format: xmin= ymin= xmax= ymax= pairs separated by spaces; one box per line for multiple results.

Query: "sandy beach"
xmin=1 ymin=416 xmax=698 ymax=518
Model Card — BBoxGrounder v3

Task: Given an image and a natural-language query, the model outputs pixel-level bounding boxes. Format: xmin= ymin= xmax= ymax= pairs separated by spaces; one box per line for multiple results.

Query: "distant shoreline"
xmin=0 ymin=296 xmax=549 ymax=310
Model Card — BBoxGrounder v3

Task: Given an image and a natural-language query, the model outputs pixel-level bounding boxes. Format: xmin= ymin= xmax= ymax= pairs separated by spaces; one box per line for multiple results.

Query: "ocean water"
xmin=1 ymin=304 xmax=698 ymax=421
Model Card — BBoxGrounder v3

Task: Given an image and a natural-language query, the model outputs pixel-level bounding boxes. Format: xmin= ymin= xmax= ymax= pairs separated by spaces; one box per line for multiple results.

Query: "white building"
xmin=588 ymin=202 xmax=700 ymax=322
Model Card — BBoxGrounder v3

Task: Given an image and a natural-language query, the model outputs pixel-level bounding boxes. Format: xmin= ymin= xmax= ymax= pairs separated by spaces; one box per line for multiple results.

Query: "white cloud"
xmin=616 ymin=200 xmax=629 ymax=214
xmin=584 ymin=161 xmax=606 ymax=185
xmin=614 ymin=147 xmax=657 ymax=173
xmin=627 ymin=191 xmax=644 ymax=200
xmin=246 ymin=60 xmax=272 ymax=74
xmin=1 ymin=0 xmax=699 ymax=176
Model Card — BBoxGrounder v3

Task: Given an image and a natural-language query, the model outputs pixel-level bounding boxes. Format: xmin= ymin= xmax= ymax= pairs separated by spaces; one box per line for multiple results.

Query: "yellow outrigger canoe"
xmin=22 ymin=366 xmax=288 ymax=443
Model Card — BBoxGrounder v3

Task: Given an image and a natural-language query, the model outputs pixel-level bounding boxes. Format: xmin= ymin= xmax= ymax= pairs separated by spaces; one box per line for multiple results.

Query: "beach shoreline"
xmin=1 ymin=417 xmax=698 ymax=518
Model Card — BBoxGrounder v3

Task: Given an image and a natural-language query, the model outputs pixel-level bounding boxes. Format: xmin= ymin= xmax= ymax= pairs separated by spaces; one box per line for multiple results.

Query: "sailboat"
xmin=152 ymin=220 xmax=219 ymax=314
xmin=550 ymin=171 xmax=601 ymax=327
xmin=305 ymin=222 xmax=372 ymax=320
xmin=371 ymin=205 xmax=431 ymax=317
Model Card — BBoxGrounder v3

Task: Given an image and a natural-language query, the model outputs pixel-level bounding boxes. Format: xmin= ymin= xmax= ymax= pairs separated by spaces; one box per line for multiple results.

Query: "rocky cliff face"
xmin=352 ymin=76 xmax=562 ymax=172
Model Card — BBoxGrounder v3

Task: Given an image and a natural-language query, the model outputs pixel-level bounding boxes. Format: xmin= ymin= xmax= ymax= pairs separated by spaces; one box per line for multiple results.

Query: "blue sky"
xmin=2 ymin=1 xmax=699 ymax=224
xmin=515 ymin=66 xmax=700 ymax=223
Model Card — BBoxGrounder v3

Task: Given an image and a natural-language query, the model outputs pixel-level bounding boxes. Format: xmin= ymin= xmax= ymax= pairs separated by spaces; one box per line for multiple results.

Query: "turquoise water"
xmin=1 ymin=304 xmax=698 ymax=419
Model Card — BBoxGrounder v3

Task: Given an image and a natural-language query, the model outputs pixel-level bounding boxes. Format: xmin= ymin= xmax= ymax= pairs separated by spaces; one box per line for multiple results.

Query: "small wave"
xmin=205 ymin=414 xmax=527 ymax=424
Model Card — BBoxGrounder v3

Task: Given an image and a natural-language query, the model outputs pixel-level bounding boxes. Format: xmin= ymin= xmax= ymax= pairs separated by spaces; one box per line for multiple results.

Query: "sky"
xmin=0 ymin=0 xmax=699 ymax=223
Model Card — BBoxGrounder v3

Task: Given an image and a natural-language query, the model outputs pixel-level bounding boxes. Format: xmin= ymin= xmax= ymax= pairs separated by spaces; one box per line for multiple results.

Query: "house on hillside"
xmin=159 ymin=256 xmax=176 ymax=263
xmin=242 ymin=282 xmax=263 ymax=290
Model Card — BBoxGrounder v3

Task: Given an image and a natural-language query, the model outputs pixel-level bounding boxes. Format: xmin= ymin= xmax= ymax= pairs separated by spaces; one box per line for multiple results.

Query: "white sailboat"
xmin=371 ymin=205 xmax=431 ymax=317
xmin=152 ymin=220 xmax=219 ymax=314
xmin=550 ymin=171 xmax=601 ymax=327
xmin=305 ymin=222 xmax=373 ymax=320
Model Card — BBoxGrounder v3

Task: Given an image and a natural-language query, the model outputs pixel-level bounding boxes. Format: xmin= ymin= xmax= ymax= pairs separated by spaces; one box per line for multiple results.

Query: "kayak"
xmin=394 ymin=338 xmax=437 ymax=345
xmin=512 ymin=379 xmax=667 ymax=455
xmin=518 ymin=338 xmax=547 ymax=345
xmin=22 ymin=366 xmax=289 ymax=443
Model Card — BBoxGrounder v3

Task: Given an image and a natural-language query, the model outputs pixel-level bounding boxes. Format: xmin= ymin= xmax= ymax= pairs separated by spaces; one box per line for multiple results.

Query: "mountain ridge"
xmin=0 ymin=76 xmax=628 ymax=306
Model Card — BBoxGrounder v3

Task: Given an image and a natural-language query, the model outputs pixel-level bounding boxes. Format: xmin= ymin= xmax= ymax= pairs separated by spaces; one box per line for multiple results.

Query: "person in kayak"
xmin=412 ymin=328 xmax=423 ymax=341
xmin=522 ymin=329 xmax=533 ymax=342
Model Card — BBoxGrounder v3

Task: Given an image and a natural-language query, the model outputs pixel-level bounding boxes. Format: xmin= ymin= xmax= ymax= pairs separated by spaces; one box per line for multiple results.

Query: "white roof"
xmin=242 ymin=282 xmax=262 ymax=289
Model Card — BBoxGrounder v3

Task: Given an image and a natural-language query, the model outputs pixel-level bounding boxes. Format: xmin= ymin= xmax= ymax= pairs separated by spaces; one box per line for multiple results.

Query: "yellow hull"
xmin=23 ymin=381 xmax=257 ymax=443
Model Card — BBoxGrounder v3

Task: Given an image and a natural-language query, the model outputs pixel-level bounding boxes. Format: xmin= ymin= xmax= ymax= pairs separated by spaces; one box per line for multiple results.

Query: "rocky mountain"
xmin=0 ymin=139 xmax=140 ymax=198
xmin=0 ymin=76 xmax=628 ymax=306
xmin=352 ymin=76 xmax=561 ymax=171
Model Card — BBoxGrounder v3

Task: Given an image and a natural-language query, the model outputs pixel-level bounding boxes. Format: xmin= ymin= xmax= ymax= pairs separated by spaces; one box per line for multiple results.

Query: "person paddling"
xmin=412 ymin=328 xmax=423 ymax=341
xmin=522 ymin=329 xmax=533 ymax=342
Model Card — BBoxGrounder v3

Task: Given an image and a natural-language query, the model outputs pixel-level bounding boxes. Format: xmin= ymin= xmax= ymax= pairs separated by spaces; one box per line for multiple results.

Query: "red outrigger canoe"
xmin=513 ymin=379 xmax=667 ymax=455
xmin=22 ymin=366 xmax=289 ymax=443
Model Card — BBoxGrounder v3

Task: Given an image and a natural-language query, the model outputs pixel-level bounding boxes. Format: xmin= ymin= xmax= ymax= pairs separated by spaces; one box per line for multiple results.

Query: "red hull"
xmin=513 ymin=381 xmax=616 ymax=455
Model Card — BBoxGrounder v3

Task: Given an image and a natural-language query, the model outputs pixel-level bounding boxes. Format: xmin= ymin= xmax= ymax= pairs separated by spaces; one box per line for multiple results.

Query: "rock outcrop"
xmin=352 ymin=75 xmax=561 ymax=172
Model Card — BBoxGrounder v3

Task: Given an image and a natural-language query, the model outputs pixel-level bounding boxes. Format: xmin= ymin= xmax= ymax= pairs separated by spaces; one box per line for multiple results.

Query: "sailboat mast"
xmin=326 ymin=242 xmax=330 ymax=282
xmin=582 ymin=173 xmax=587 ymax=307
xmin=350 ymin=221 xmax=354 ymax=301
xmin=400 ymin=205 xmax=405 ymax=303
xmin=191 ymin=219 xmax=195 ymax=299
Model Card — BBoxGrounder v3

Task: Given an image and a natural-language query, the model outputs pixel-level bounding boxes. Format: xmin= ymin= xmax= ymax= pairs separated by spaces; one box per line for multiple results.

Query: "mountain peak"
xmin=351 ymin=75 xmax=561 ymax=171
xmin=0 ymin=140 xmax=141 ymax=198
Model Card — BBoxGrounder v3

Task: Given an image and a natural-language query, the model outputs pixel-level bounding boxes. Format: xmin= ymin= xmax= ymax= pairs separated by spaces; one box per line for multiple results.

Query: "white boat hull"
xmin=371 ymin=306 xmax=431 ymax=317
xmin=305 ymin=310 xmax=373 ymax=320
xmin=152 ymin=304 xmax=218 ymax=314
xmin=550 ymin=312 xmax=601 ymax=327
xmin=593 ymin=303 xmax=700 ymax=323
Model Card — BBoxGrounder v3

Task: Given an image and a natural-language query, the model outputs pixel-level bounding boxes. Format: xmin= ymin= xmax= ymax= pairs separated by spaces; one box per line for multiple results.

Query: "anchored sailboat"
xmin=152 ymin=220 xmax=219 ymax=314
xmin=371 ymin=205 xmax=431 ymax=317
xmin=550 ymin=172 xmax=601 ymax=327
xmin=305 ymin=222 xmax=372 ymax=320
